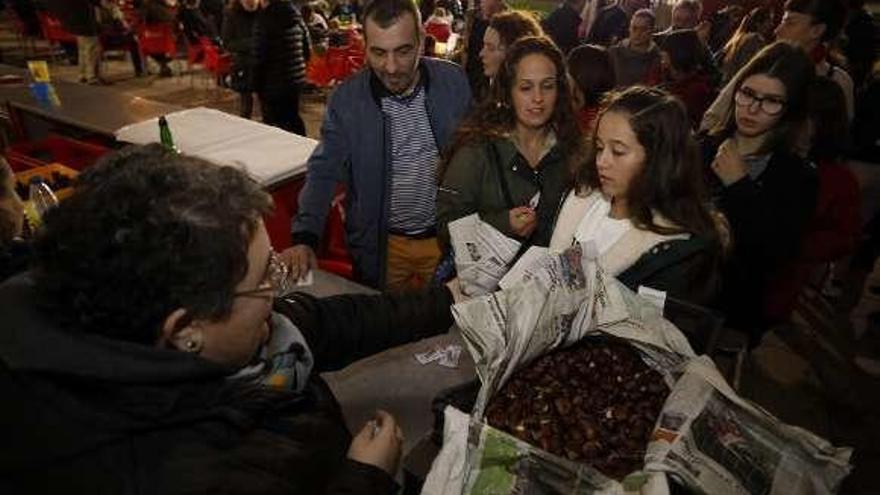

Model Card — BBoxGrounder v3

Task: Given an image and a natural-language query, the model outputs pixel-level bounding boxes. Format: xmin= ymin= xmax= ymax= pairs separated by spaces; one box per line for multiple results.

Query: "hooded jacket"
xmin=0 ymin=273 xmax=454 ymax=494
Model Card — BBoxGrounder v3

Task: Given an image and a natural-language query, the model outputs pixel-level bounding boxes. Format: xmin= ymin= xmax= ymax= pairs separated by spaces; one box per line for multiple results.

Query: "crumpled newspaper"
xmin=415 ymin=344 xmax=463 ymax=369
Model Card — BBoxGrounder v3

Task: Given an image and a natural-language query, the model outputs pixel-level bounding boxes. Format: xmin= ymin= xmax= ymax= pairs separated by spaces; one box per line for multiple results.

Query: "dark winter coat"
xmin=0 ymin=273 xmax=454 ymax=494
xmin=542 ymin=3 xmax=582 ymax=55
xmin=702 ymin=137 xmax=818 ymax=340
xmin=252 ymin=0 xmax=310 ymax=95
xmin=222 ymin=3 xmax=258 ymax=92
xmin=48 ymin=0 xmax=98 ymax=36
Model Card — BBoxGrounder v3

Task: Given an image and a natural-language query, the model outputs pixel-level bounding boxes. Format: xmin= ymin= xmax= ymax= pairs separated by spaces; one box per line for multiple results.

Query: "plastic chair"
xmin=5 ymin=134 xmax=111 ymax=172
xmin=37 ymin=12 xmax=76 ymax=62
xmin=201 ymin=38 xmax=232 ymax=87
xmin=136 ymin=23 xmax=178 ymax=75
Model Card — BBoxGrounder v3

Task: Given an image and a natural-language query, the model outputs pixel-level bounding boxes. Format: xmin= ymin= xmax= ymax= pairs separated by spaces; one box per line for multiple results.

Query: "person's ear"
xmin=158 ymin=308 xmax=204 ymax=354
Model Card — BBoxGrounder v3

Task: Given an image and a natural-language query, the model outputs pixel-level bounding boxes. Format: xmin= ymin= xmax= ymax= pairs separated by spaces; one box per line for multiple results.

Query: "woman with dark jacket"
xmin=702 ymin=41 xmax=818 ymax=342
xmin=223 ymin=0 xmax=261 ymax=118
xmin=253 ymin=0 xmax=311 ymax=135
xmin=0 ymin=145 xmax=454 ymax=494
xmin=438 ymin=37 xmax=585 ymax=250
xmin=550 ymin=86 xmax=724 ymax=306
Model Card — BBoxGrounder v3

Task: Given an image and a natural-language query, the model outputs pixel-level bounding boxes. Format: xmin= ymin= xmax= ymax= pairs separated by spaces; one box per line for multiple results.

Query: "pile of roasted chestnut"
xmin=485 ymin=338 xmax=669 ymax=480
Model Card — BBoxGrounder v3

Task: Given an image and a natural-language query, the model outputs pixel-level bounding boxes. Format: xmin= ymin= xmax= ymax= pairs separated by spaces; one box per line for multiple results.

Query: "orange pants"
xmin=385 ymin=234 xmax=442 ymax=292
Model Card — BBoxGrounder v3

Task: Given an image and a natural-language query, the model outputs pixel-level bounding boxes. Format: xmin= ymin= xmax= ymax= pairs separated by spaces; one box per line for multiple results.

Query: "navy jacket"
xmin=292 ymin=58 xmax=471 ymax=289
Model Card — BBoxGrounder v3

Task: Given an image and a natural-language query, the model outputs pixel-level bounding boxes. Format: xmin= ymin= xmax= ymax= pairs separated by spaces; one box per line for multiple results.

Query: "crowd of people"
xmin=1 ymin=0 xmax=879 ymax=492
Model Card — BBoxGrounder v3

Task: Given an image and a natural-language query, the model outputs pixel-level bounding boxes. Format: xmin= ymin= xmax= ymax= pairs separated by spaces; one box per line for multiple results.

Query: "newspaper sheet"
xmin=424 ymin=244 xmax=852 ymax=495
xmin=448 ymin=214 xmax=521 ymax=296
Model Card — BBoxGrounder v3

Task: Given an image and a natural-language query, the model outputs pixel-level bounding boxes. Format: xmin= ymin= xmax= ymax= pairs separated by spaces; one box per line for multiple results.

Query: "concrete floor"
xmin=3 ymin=15 xmax=880 ymax=492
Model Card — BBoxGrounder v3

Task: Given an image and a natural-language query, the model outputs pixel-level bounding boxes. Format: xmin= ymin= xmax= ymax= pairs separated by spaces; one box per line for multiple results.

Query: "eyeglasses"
xmin=734 ymin=86 xmax=786 ymax=116
xmin=233 ymin=251 xmax=294 ymax=299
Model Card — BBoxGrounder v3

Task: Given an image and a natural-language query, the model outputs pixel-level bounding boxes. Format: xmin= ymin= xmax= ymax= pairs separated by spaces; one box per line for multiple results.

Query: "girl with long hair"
xmin=550 ymin=86 xmax=723 ymax=304
xmin=717 ymin=6 xmax=774 ymax=84
xmin=703 ymin=41 xmax=818 ymax=339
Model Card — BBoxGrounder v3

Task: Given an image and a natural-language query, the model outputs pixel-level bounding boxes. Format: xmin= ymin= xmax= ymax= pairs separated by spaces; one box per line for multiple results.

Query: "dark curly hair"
xmin=567 ymin=44 xmax=615 ymax=108
xmin=707 ymin=41 xmax=815 ymax=151
xmin=33 ymin=144 xmax=273 ymax=345
xmin=487 ymin=10 xmax=543 ymax=48
xmin=784 ymin=0 xmax=846 ymax=42
xmin=659 ymin=29 xmax=705 ymax=75
xmin=577 ymin=86 xmax=718 ymax=240
xmin=440 ymin=36 xmax=585 ymax=178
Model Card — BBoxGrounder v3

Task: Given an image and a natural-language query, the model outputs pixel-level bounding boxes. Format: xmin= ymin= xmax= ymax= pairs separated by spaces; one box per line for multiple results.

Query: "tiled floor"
xmin=3 ymin=17 xmax=880 ymax=492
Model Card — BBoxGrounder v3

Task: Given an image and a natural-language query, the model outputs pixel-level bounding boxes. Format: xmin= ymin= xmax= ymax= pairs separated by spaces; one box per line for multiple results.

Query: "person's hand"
xmin=347 ymin=410 xmax=404 ymax=475
xmin=446 ymin=277 xmax=465 ymax=303
xmin=711 ymin=140 xmax=748 ymax=186
xmin=696 ymin=20 xmax=712 ymax=44
xmin=278 ymin=244 xmax=317 ymax=282
xmin=509 ymin=206 xmax=537 ymax=238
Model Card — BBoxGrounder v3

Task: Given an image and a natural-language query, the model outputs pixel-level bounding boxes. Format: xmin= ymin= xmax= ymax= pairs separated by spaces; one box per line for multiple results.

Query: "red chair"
xmin=137 ymin=23 xmax=178 ymax=73
xmin=5 ymin=134 xmax=111 ymax=172
xmin=264 ymin=180 xmax=354 ymax=280
xmin=37 ymin=12 xmax=76 ymax=62
xmin=201 ymin=38 xmax=232 ymax=86
xmin=326 ymin=46 xmax=350 ymax=83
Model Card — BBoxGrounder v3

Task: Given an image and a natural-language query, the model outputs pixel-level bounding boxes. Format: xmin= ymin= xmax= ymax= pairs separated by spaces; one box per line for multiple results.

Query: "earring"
xmin=185 ymin=340 xmax=198 ymax=352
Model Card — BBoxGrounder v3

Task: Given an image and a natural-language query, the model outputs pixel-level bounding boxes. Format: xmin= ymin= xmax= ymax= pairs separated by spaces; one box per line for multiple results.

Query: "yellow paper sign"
xmin=27 ymin=60 xmax=51 ymax=82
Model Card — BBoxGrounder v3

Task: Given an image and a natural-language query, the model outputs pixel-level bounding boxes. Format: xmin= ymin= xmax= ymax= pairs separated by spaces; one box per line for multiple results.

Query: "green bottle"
xmin=159 ymin=116 xmax=179 ymax=153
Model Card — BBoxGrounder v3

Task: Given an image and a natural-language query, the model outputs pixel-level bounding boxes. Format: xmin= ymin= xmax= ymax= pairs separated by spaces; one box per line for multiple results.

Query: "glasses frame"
xmin=734 ymin=86 xmax=786 ymax=116
xmin=233 ymin=251 xmax=294 ymax=299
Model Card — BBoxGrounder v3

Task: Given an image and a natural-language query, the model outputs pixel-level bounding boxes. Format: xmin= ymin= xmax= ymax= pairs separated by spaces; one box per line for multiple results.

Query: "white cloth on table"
xmin=114 ymin=107 xmax=318 ymax=187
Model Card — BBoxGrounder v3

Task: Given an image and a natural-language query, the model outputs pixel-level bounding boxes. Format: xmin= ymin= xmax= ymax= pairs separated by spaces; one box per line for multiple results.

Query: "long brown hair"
xmin=708 ymin=41 xmax=815 ymax=151
xmin=440 ymin=36 xmax=585 ymax=178
xmin=722 ymin=7 xmax=772 ymax=67
xmin=577 ymin=86 xmax=718 ymax=240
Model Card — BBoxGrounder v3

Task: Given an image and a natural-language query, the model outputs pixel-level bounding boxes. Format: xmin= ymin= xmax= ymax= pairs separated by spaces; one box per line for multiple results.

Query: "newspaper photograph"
xmin=448 ymin=214 xmax=522 ymax=296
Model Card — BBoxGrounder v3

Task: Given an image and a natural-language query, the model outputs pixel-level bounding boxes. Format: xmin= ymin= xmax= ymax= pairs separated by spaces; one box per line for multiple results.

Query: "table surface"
xmin=0 ymin=64 xmax=181 ymax=137
xmin=114 ymin=107 xmax=316 ymax=187
xmin=299 ymin=270 xmax=477 ymax=454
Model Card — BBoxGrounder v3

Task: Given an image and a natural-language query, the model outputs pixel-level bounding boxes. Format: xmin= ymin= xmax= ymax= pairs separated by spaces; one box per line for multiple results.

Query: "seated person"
xmin=438 ymin=36 xmax=585 ymax=250
xmin=658 ymin=29 xmax=714 ymax=130
xmin=478 ymin=10 xmax=544 ymax=90
xmin=608 ymin=8 xmax=662 ymax=88
xmin=0 ymin=144 xmax=456 ymax=494
xmin=765 ymin=76 xmax=861 ymax=321
xmin=567 ymin=44 xmax=615 ymax=134
xmin=550 ymin=86 xmax=724 ymax=305
xmin=0 ymin=158 xmax=27 ymax=282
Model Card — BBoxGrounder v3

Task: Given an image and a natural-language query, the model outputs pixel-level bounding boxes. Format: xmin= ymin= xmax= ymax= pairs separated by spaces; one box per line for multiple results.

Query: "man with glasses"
xmin=0 ymin=144 xmax=458 ymax=493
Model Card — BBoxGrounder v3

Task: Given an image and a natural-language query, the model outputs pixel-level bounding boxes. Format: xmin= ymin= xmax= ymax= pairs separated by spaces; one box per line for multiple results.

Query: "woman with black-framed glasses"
xmin=700 ymin=41 xmax=819 ymax=344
